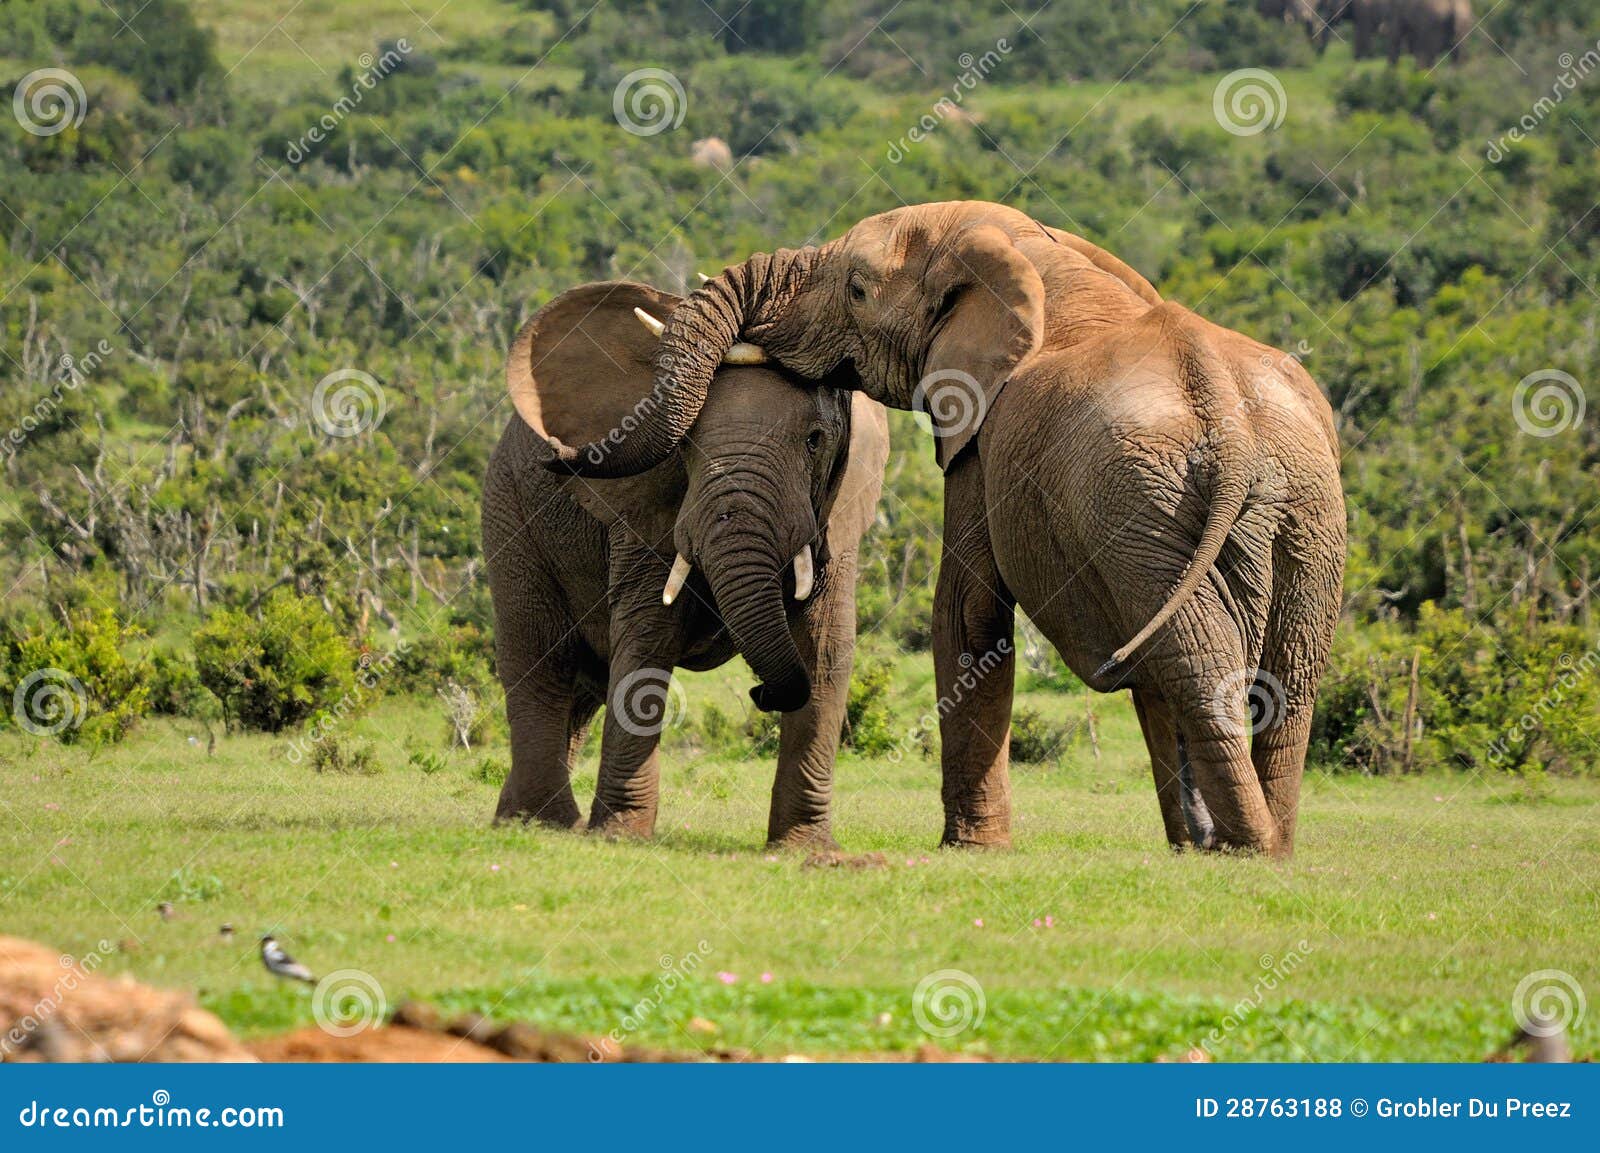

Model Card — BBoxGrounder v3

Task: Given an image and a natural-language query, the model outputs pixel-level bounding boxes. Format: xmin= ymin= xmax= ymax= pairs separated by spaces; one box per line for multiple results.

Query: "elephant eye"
xmin=847 ymin=274 xmax=867 ymax=304
xmin=805 ymin=429 xmax=824 ymax=454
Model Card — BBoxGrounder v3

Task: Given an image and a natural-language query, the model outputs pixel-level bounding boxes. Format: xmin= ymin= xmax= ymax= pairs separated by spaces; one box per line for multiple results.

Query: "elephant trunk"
xmin=702 ymin=543 xmax=811 ymax=713
xmin=547 ymin=247 xmax=820 ymax=478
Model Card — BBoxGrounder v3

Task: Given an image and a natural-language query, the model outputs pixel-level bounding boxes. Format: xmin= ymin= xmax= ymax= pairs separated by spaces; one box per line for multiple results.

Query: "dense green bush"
xmin=1 ymin=610 xmax=152 ymax=745
xmin=842 ymin=656 xmax=896 ymax=754
xmin=193 ymin=591 xmax=358 ymax=733
xmin=308 ymin=733 xmax=380 ymax=775
xmin=1009 ymin=707 xmax=1075 ymax=765
xmin=1311 ymin=605 xmax=1600 ymax=776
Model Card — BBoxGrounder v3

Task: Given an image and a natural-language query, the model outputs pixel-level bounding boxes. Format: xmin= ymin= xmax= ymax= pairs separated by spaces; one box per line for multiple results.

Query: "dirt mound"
xmin=0 ymin=935 xmax=252 ymax=1062
xmin=247 ymin=1024 xmax=506 ymax=1063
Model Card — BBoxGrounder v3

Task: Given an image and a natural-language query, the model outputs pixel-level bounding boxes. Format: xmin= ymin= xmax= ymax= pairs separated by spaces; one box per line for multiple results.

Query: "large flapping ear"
xmin=920 ymin=224 xmax=1045 ymax=470
xmin=818 ymin=393 xmax=889 ymax=557
xmin=506 ymin=281 xmax=687 ymax=534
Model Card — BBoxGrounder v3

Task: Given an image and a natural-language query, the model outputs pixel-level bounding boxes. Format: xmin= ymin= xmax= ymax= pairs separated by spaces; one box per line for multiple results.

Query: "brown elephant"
xmin=484 ymin=281 xmax=887 ymax=846
xmin=1388 ymin=0 xmax=1472 ymax=67
xmin=540 ymin=203 xmax=1345 ymax=858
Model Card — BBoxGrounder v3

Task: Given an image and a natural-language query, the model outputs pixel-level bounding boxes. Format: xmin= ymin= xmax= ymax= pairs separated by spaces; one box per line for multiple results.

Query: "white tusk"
xmin=633 ymin=307 xmax=666 ymax=337
xmin=792 ymin=545 xmax=814 ymax=602
xmin=698 ymin=272 xmax=712 ymax=284
xmin=662 ymin=554 xmax=692 ymax=605
xmin=722 ymin=342 xmax=768 ymax=365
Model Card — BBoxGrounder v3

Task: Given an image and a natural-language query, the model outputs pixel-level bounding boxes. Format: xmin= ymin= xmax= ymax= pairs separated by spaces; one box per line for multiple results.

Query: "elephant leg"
xmin=1133 ymin=688 xmax=1191 ymax=850
xmin=769 ymin=548 xmax=857 ymax=849
xmin=587 ymin=651 xmax=676 ymax=838
xmin=1155 ymin=599 xmax=1279 ymax=855
xmin=496 ymin=675 xmax=586 ymax=826
xmin=1252 ymin=533 xmax=1343 ymax=856
xmin=935 ymin=452 xmax=1017 ymax=849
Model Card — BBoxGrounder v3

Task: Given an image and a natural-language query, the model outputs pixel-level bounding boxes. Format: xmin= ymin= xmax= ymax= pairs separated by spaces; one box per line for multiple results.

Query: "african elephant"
xmin=538 ymin=203 xmax=1345 ymax=858
xmin=483 ymin=281 xmax=888 ymax=846
xmin=1388 ymin=0 xmax=1472 ymax=67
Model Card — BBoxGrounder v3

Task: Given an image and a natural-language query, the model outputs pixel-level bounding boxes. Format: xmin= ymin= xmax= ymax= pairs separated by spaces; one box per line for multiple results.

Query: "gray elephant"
xmin=483 ymin=280 xmax=887 ymax=846
xmin=538 ymin=203 xmax=1345 ymax=859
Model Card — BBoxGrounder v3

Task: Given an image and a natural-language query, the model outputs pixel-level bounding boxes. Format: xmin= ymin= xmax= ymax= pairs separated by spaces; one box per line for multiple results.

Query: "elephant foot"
xmin=493 ymin=797 xmax=583 ymax=829
xmin=939 ymin=820 xmax=1011 ymax=850
xmin=587 ymin=804 xmax=657 ymax=841
xmin=765 ymin=824 xmax=839 ymax=853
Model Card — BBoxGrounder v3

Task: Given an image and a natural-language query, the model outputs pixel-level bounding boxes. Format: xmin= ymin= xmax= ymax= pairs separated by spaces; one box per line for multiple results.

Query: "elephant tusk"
xmin=697 ymin=272 xmax=712 ymax=284
xmin=792 ymin=545 xmax=814 ymax=601
xmin=662 ymin=554 xmax=692 ymax=605
xmin=638 ymin=303 xmax=763 ymax=363
xmin=633 ymin=307 xmax=666 ymax=337
xmin=723 ymin=342 xmax=768 ymax=365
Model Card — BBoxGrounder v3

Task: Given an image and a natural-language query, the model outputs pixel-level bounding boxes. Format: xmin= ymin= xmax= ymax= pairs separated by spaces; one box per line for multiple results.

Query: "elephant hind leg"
xmin=1132 ymin=688 xmax=1191 ymax=851
xmin=1252 ymin=535 xmax=1343 ymax=856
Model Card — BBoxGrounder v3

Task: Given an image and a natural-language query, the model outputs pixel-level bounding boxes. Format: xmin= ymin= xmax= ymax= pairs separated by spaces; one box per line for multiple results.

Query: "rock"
xmin=690 ymin=136 xmax=734 ymax=170
xmin=0 ymin=934 xmax=253 ymax=1063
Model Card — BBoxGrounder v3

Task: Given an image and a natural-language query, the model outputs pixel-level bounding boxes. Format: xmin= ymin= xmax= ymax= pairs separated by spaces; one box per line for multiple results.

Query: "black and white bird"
xmin=218 ymin=923 xmax=235 ymax=943
xmin=259 ymin=935 xmax=315 ymax=983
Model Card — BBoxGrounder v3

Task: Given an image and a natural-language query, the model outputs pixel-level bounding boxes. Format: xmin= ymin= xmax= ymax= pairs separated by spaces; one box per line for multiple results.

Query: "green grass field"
xmin=4 ymin=654 xmax=1596 ymax=1061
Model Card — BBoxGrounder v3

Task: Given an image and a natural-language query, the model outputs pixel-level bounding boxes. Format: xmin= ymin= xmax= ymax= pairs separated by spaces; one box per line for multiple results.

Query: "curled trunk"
xmin=548 ymin=247 xmax=819 ymax=478
xmin=703 ymin=550 xmax=811 ymax=713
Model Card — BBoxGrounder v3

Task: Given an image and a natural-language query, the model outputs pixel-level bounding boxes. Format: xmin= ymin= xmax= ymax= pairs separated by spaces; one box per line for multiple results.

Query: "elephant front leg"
xmin=588 ymin=657 xmax=674 ymax=839
xmin=934 ymin=453 xmax=1017 ymax=849
xmin=768 ymin=549 xmax=858 ymax=850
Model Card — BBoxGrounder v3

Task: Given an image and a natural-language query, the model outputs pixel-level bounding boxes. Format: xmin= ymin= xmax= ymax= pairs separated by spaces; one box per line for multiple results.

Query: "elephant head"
xmin=506 ymin=281 xmax=874 ymax=712
xmin=538 ymin=202 xmax=1156 ymax=476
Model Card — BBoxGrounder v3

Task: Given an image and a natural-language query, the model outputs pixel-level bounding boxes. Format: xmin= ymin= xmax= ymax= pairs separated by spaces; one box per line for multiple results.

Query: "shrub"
xmin=147 ymin=648 xmax=212 ymax=718
xmin=1009 ymin=707 xmax=1074 ymax=764
xmin=1311 ymin=605 xmax=1600 ymax=776
xmin=2 ymin=609 xmax=151 ymax=745
xmin=193 ymin=590 xmax=357 ymax=732
xmin=472 ymin=755 xmax=509 ymax=786
xmin=843 ymin=656 xmax=896 ymax=755
xmin=308 ymin=734 xmax=380 ymax=775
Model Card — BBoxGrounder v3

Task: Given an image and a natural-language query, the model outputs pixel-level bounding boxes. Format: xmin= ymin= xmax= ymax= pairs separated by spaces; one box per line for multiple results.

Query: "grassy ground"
xmin=3 ymin=655 xmax=1596 ymax=1061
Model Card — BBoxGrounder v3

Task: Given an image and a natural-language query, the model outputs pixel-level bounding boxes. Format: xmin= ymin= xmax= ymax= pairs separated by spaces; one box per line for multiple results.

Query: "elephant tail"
xmin=1095 ymin=462 xmax=1249 ymax=680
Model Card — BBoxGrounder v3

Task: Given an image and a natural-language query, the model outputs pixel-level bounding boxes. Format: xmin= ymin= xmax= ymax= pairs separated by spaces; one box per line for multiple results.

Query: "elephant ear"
xmin=920 ymin=224 xmax=1045 ymax=470
xmin=506 ymin=281 xmax=686 ymax=537
xmin=818 ymin=393 xmax=889 ymax=558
